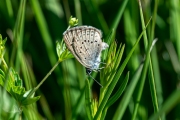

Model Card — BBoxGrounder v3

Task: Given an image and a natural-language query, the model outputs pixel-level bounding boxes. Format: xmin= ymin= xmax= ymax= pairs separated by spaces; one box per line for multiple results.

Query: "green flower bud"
xmin=69 ymin=16 xmax=78 ymax=27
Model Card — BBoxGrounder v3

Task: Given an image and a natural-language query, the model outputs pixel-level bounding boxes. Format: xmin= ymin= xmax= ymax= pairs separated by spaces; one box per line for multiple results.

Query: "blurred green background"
xmin=0 ymin=0 xmax=180 ymax=120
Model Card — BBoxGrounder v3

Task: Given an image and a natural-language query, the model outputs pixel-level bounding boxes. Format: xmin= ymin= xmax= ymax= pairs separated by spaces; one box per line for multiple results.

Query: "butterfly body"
xmin=63 ymin=26 xmax=108 ymax=74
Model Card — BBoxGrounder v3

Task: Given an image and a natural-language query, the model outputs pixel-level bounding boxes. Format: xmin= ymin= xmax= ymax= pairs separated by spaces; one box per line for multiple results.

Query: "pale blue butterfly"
xmin=63 ymin=26 xmax=108 ymax=86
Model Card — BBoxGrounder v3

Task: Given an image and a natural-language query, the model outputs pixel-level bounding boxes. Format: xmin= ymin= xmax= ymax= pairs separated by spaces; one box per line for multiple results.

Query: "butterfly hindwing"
xmin=63 ymin=26 xmax=107 ymax=70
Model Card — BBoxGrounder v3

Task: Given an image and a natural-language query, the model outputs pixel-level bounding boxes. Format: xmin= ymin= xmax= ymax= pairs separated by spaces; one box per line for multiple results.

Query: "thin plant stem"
xmin=35 ymin=60 xmax=61 ymax=90
xmin=26 ymin=60 xmax=61 ymax=99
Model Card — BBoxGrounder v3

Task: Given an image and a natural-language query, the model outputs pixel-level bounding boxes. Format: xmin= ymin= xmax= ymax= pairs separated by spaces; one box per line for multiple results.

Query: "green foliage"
xmin=1 ymin=0 xmax=180 ymax=120
xmin=0 ymin=34 xmax=40 ymax=119
xmin=0 ymin=65 xmax=40 ymax=106
xmin=56 ymin=40 xmax=74 ymax=62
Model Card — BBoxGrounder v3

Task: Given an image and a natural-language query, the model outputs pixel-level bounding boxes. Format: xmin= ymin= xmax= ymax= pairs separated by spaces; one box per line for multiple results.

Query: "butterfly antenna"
xmin=88 ymin=74 xmax=103 ymax=87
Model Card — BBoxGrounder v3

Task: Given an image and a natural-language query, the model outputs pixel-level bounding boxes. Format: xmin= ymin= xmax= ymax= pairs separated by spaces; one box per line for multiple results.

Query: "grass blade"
xmin=112 ymin=63 xmax=143 ymax=120
xmin=149 ymin=89 xmax=180 ymax=120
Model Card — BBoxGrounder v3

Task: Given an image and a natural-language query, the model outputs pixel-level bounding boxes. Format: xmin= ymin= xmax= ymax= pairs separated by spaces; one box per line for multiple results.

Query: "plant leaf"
xmin=21 ymin=96 xmax=41 ymax=106
xmin=10 ymin=85 xmax=26 ymax=102
xmin=56 ymin=40 xmax=74 ymax=62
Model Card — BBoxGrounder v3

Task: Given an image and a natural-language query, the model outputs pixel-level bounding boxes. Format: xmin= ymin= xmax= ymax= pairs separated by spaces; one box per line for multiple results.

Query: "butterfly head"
xmin=86 ymin=68 xmax=92 ymax=75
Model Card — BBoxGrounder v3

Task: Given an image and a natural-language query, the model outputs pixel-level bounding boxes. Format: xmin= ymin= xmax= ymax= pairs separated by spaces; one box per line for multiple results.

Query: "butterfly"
xmin=63 ymin=26 xmax=108 ymax=86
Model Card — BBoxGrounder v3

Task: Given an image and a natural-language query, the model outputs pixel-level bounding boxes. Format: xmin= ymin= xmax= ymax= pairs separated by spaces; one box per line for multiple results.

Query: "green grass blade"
xmin=12 ymin=0 xmax=26 ymax=71
xmin=123 ymin=4 xmax=140 ymax=71
xmin=112 ymin=64 xmax=143 ymax=120
xmin=165 ymin=41 xmax=180 ymax=74
xmin=85 ymin=79 xmax=93 ymax=120
xmin=21 ymin=53 xmax=32 ymax=89
xmin=131 ymin=1 xmax=159 ymax=119
xmin=149 ymin=89 xmax=180 ymax=120
xmin=131 ymin=2 xmax=157 ymax=117
xmin=101 ymin=71 xmax=129 ymax=120
xmin=29 ymin=0 xmax=58 ymax=69
xmin=106 ymin=71 xmax=129 ymax=107
xmin=74 ymin=0 xmax=82 ymax=25
xmin=72 ymin=87 xmax=86 ymax=120
xmin=72 ymin=79 xmax=93 ymax=120
xmin=110 ymin=0 xmax=129 ymax=30
xmin=21 ymin=56 xmax=54 ymax=119
xmin=170 ymin=0 xmax=180 ymax=61
xmin=5 ymin=0 xmax=13 ymax=18
xmin=148 ymin=0 xmax=164 ymax=117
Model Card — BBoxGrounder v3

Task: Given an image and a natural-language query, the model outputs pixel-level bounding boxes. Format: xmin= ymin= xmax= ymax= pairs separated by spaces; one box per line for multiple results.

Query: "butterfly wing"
xmin=75 ymin=26 xmax=103 ymax=70
xmin=63 ymin=26 xmax=106 ymax=70
xmin=63 ymin=26 xmax=93 ymax=68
